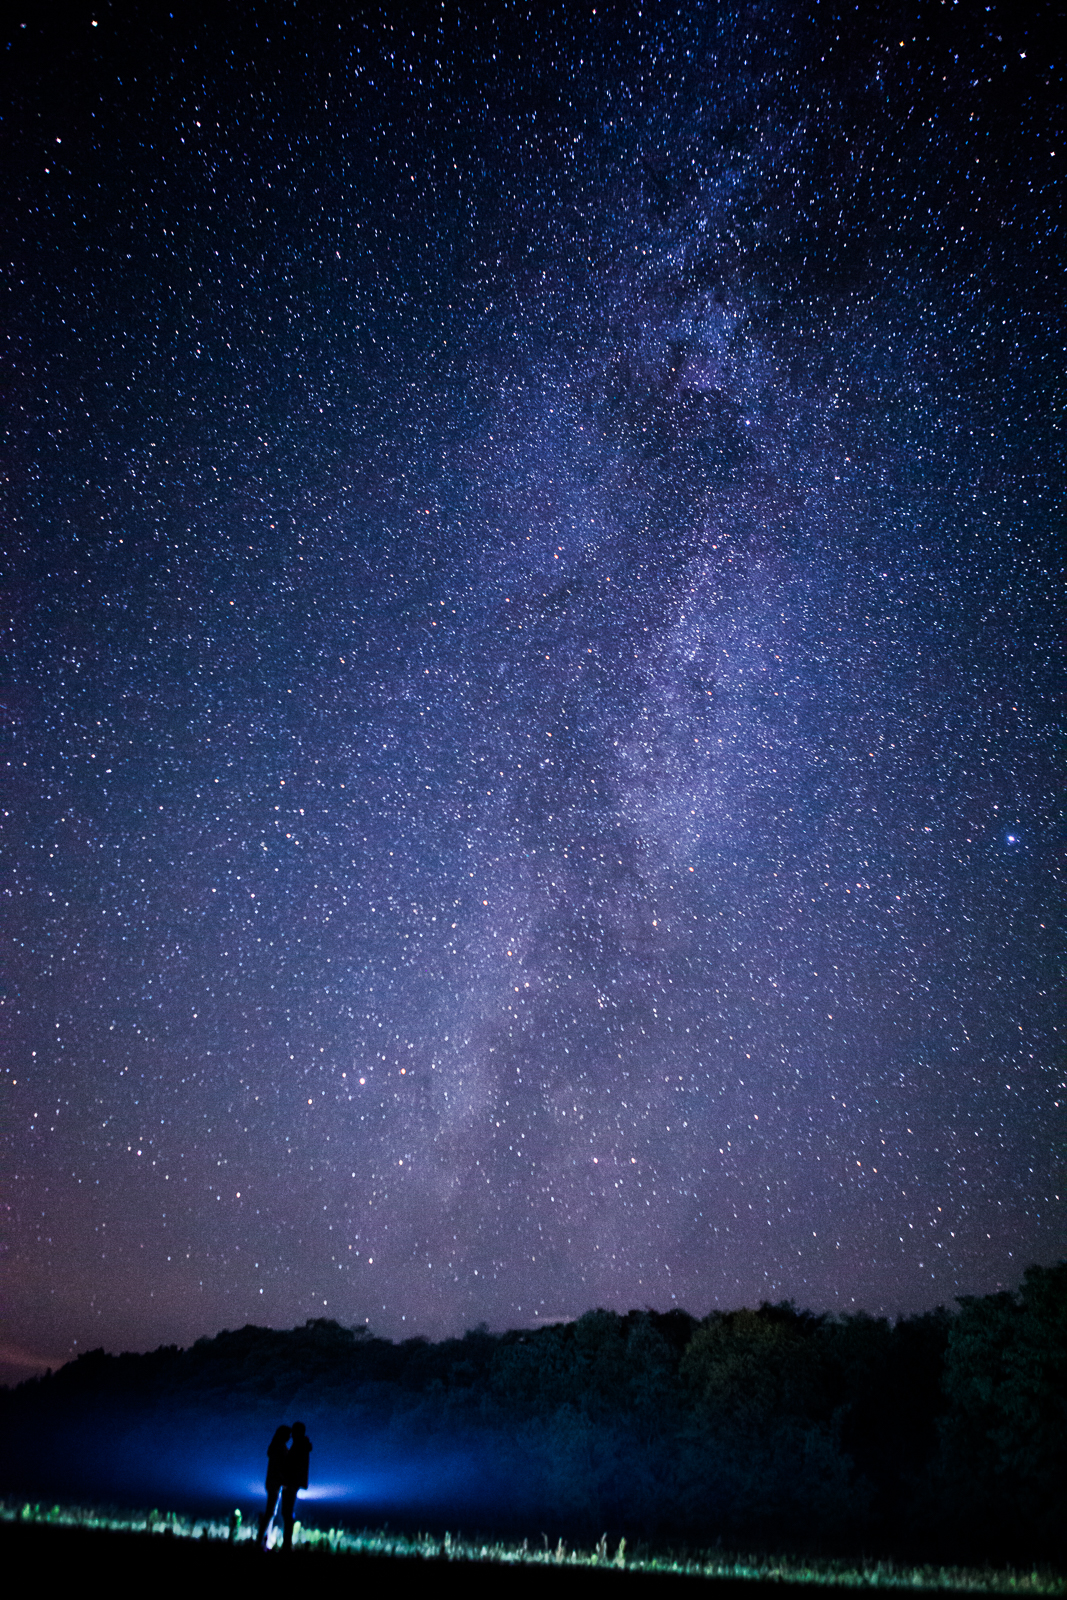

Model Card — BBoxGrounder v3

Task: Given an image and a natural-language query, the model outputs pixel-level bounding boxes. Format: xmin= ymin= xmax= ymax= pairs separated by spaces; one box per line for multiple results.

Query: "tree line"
xmin=3 ymin=1261 xmax=1063 ymax=1566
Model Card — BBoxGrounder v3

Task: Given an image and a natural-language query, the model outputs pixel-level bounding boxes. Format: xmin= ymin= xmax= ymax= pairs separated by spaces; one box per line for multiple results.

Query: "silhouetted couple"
xmin=258 ymin=1421 xmax=312 ymax=1551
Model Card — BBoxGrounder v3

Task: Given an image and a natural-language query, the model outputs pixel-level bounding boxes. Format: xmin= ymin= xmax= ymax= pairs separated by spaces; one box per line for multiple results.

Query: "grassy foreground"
xmin=2 ymin=1501 xmax=1063 ymax=1596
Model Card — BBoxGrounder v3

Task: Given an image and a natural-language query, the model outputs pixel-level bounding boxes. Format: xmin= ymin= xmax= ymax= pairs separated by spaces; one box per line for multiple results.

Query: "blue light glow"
xmin=237 ymin=1478 xmax=361 ymax=1503
xmin=174 ymin=1444 xmax=468 ymax=1516
xmin=22 ymin=1404 xmax=504 ymax=1524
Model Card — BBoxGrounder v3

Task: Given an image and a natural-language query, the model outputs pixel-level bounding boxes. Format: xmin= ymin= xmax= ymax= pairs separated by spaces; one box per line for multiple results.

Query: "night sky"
xmin=2 ymin=1 xmax=1062 ymax=1379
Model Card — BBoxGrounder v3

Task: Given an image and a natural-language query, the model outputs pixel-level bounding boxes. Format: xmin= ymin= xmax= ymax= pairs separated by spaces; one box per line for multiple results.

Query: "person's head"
xmin=291 ymin=1421 xmax=306 ymax=1439
xmin=271 ymin=1425 xmax=291 ymax=1446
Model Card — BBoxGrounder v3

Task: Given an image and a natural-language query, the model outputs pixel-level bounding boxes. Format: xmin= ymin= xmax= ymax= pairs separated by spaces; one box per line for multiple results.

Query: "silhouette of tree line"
xmin=2 ymin=1261 xmax=1063 ymax=1566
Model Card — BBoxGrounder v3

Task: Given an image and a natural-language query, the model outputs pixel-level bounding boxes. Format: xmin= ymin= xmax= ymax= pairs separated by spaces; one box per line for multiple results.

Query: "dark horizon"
xmin=1 ymin=1261 xmax=1054 ymax=1392
xmin=3 ymin=1 xmax=1061 ymax=1373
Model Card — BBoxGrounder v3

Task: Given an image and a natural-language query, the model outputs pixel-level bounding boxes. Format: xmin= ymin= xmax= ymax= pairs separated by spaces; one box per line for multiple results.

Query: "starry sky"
xmin=2 ymin=1 xmax=1062 ymax=1378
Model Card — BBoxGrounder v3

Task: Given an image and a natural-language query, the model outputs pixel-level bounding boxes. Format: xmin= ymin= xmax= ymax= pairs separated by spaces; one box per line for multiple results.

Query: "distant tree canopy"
xmin=939 ymin=1262 xmax=1067 ymax=1551
xmin=3 ymin=1263 xmax=1064 ymax=1566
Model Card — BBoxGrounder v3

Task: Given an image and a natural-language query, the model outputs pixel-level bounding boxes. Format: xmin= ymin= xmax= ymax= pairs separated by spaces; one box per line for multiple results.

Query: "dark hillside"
xmin=3 ymin=1266 xmax=1064 ymax=1567
xmin=0 ymin=1520 xmax=999 ymax=1600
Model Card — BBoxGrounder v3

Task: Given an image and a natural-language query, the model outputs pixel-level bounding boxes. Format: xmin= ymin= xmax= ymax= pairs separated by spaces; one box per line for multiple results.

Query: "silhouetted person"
xmin=280 ymin=1420 xmax=312 ymax=1550
xmin=258 ymin=1425 xmax=291 ymax=1549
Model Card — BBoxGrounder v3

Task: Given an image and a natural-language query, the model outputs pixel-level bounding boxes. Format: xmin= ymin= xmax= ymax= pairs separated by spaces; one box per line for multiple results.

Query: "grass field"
xmin=2 ymin=1501 xmax=1063 ymax=1596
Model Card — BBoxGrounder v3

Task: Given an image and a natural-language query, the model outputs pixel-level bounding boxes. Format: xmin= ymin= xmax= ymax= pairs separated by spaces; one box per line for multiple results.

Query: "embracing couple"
xmin=257 ymin=1421 xmax=313 ymax=1551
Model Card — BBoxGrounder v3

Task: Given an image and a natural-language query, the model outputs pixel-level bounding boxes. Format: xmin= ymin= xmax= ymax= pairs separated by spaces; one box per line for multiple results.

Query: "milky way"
xmin=2 ymin=2 xmax=1061 ymax=1371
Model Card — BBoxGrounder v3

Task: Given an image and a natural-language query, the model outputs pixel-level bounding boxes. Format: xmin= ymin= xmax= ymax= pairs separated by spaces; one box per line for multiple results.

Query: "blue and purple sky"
xmin=2 ymin=0 xmax=1061 ymax=1382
